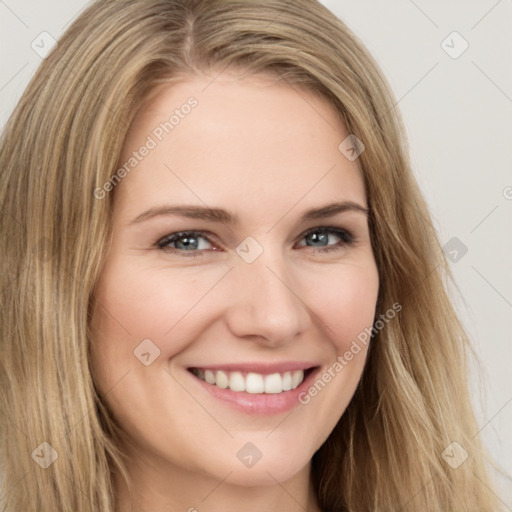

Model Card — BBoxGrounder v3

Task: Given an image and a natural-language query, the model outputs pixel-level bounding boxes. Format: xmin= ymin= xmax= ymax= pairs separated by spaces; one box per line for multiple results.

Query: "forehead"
xmin=114 ymin=73 xmax=367 ymax=223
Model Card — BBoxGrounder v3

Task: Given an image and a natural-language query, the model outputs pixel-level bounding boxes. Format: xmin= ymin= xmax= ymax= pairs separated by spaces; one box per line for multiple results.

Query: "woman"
xmin=0 ymin=0 xmax=501 ymax=510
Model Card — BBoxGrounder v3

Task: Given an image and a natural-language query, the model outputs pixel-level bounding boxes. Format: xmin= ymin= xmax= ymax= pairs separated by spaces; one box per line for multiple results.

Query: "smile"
xmin=186 ymin=363 xmax=320 ymax=414
xmin=190 ymin=368 xmax=306 ymax=394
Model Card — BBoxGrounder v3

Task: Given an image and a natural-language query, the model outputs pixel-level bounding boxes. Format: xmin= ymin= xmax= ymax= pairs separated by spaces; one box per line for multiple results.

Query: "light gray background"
xmin=1 ymin=0 xmax=511 ymax=506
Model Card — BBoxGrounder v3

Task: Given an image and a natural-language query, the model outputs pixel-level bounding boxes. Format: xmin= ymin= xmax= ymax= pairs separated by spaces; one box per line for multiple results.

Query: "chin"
xmin=209 ymin=436 xmax=315 ymax=487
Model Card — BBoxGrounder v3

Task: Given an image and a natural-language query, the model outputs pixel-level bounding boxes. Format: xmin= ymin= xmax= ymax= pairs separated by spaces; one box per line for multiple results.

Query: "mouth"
xmin=186 ymin=364 xmax=319 ymax=414
xmin=188 ymin=367 xmax=315 ymax=394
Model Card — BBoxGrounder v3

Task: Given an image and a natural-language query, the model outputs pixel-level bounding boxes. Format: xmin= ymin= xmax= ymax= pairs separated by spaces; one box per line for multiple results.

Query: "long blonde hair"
xmin=0 ymin=0 xmax=501 ymax=510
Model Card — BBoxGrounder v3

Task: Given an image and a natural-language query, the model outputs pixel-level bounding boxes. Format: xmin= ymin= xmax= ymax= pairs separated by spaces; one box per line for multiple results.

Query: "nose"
xmin=224 ymin=252 xmax=311 ymax=347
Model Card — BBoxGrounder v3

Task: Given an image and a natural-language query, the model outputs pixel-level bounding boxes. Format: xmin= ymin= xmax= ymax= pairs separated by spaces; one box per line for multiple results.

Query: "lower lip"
xmin=187 ymin=368 xmax=320 ymax=415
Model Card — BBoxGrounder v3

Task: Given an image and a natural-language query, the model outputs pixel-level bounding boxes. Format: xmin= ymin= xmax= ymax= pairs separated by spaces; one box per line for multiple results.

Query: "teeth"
xmin=291 ymin=370 xmax=303 ymax=389
xmin=264 ymin=373 xmax=282 ymax=394
xmin=229 ymin=371 xmax=245 ymax=392
xmin=246 ymin=373 xmax=264 ymax=393
xmin=192 ymin=368 xmax=305 ymax=394
xmin=215 ymin=370 xmax=229 ymax=389
xmin=282 ymin=372 xmax=292 ymax=391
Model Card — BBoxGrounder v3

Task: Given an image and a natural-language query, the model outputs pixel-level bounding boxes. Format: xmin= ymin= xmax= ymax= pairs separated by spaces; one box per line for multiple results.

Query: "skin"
xmin=90 ymin=71 xmax=379 ymax=512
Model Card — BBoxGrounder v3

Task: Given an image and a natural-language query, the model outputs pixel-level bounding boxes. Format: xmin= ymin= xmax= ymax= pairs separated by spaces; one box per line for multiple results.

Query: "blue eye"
xmin=297 ymin=226 xmax=355 ymax=252
xmin=156 ymin=227 xmax=355 ymax=257
xmin=157 ymin=231 xmax=213 ymax=256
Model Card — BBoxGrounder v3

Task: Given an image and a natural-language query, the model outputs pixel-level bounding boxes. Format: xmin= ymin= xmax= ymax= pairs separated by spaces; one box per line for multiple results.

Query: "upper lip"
xmin=188 ymin=361 xmax=319 ymax=374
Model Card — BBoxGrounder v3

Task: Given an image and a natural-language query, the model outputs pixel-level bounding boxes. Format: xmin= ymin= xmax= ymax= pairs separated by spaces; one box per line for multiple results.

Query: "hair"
xmin=0 ymin=0 xmax=502 ymax=510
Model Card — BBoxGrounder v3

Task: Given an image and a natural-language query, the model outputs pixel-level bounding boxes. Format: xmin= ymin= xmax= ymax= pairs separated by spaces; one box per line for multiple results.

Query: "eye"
xmin=156 ymin=231 xmax=215 ymax=257
xmin=295 ymin=226 xmax=355 ymax=253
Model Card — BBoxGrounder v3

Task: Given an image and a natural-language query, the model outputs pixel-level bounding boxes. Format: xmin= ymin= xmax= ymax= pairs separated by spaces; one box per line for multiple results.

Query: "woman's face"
xmin=90 ymin=72 xmax=379 ymax=491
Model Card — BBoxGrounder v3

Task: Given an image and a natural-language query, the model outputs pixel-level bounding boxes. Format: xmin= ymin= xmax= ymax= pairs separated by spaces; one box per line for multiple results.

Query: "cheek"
xmin=305 ymin=261 xmax=379 ymax=352
xmin=91 ymin=257 xmax=237 ymax=397
xmin=89 ymin=259 xmax=230 ymax=385
xmin=293 ymin=271 xmax=378 ymax=448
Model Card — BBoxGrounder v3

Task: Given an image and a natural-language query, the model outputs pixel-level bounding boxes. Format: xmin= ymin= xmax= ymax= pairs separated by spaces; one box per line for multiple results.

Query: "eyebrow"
xmin=129 ymin=200 xmax=369 ymax=226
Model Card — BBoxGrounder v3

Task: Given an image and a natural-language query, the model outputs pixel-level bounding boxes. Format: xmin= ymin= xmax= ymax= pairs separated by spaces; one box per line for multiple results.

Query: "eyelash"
xmin=155 ymin=226 xmax=355 ymax=258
